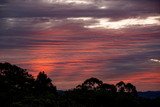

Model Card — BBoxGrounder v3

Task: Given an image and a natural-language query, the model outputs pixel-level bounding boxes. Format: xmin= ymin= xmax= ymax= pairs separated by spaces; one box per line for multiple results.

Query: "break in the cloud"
xmin=150 ymin=59 xmax=160 ymax=63
xmin=0 ymin=0 xmax=160 ymax=91
xmin=68 ymin=16 xmax=160 ymax=29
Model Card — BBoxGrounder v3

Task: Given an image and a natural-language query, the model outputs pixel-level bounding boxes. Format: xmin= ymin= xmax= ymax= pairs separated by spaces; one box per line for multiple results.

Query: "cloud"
xmin=0 ymin=0 xmax=9 ymax=4
xmin=108 ymin=50 xmax=160 ymax=72
xmin=0 ymin=0 xmax=159 ymax=20
xmin=0 ymin=0 xmax=160 ymax=91
xmin=150 ymin=59 xmax=160 ymax=63
xmin=83 ymin=16 xmax=160 ymax=29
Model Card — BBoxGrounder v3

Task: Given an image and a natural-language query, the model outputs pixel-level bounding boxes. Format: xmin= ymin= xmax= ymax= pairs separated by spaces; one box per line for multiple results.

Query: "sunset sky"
xmin=0 ymin=0 xmax=160 ymax=91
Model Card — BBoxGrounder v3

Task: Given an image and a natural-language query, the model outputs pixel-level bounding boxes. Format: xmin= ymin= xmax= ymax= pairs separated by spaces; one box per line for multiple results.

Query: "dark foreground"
xmin=0 ymin=62 xmax=160 ymax=107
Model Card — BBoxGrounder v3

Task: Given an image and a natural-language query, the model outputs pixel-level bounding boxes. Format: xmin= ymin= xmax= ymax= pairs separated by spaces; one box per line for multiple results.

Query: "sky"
xmin=0 ymin=0 xmax=160 ymax=91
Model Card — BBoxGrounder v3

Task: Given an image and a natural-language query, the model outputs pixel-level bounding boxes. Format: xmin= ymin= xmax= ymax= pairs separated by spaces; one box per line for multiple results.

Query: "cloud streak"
xmin=0 ymin=0 xmax=159 ymax=20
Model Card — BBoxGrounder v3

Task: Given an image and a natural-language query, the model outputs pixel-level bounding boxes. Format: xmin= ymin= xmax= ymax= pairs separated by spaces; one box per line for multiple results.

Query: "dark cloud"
xmin=0 ymin=0 xmax=9 ymax=4
xmin=108 ymin=50 xmax=160 ymax=73
xmin=0 ymin=0 xmax=159 ymax=20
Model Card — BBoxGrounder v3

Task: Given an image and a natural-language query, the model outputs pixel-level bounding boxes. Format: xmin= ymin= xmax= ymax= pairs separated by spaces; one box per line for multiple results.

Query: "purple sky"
xmin=0 ymin=0 xmax=160 ymax=91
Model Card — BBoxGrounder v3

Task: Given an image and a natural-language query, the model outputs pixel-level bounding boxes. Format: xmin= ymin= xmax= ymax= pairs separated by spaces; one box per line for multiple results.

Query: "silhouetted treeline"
xmin=0 ymin=62 xmax=159 ymax=107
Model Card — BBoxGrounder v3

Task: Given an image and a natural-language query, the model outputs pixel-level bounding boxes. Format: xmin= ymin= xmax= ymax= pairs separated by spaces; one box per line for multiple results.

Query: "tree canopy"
xmin=0 ymin=62 xmax=159 ymax=107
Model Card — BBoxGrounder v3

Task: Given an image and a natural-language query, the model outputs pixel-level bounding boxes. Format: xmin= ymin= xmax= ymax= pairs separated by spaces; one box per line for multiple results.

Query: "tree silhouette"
xmin=0 ymin=62 xmax=158 ymax=107
xmin=116 ymin=81 xmax=125 ymax=92
xmin=116 ymin=81 xmax=137 ymax=96
xmin=99 ymin=83 xmax=117 ymax=93
xmin=0 ymin=62 xmax=34 ymax=91
xmin=35 ymin=71 xmax=56 ymax=94
xmin=80 ymin=77 xmax=103 ymax=90
xmin=125 ymin=83 xmax=137 ymax=96
xmin=0 ymin=62 xmax=35 ymax=106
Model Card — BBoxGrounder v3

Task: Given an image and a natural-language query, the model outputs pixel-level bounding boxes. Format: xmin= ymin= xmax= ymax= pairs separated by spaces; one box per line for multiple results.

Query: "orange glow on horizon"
xmin=30 ymin=58 xmax=54 ymax=73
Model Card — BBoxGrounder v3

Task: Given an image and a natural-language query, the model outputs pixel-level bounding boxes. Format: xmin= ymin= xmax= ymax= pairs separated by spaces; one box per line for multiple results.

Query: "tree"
xmin=76 ymin=77 xmax=103 ymax=91
xmin=0 ymin=62 xmax=34 ymax=91
xmin=99 ymin=83 xmax=117 ymax=93
xmin=125 ymin=83 xmax=137 ymax=96
xmin=116 ymin=81 xmax=125 ymax=92
xmin=35 ymin=71 xmax=56 ymax=94
xmin=116 ymin=81 xmax=137 ymax=96
xmin=0 ymin=62 xmax=35 ymax=106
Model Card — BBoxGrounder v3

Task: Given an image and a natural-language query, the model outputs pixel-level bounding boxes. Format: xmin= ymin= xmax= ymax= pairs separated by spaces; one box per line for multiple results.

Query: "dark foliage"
xmin=0 ymin=62 xmax=159 ymax=107
xmin=35 ymin=71 xmax=57 ymax=94
xmin=0 ymin=62 xmax=57 ymax=107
